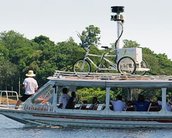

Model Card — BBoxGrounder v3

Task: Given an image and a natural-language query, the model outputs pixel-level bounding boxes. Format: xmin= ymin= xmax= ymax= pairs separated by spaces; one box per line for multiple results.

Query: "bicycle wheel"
xmin=117 ymin=56 xmax=136 ymax=74
xmin=73 ymin=59 xmax=91 ymax=74
xmin=135 ymin=60 xmax=150 ymax=75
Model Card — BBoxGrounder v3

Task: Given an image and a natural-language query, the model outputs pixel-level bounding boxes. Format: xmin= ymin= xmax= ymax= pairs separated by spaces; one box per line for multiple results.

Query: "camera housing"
xmin=111 ymin=6 xmax=124 ymax=14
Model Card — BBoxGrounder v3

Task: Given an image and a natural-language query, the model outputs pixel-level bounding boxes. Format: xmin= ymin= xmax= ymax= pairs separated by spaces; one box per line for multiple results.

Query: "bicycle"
xmin=73 ymin=45 xmax=137 ymax=74
xmin=73 ymin=16 xmax=150 ymax=75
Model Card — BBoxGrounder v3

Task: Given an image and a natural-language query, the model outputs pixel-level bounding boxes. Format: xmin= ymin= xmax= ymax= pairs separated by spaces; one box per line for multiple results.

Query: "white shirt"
xmin=59 ymin=94 xmax=70 ymax=109
xmin=23 ymin=77 xmax=38 ymax=95
xmin=112 ymin=100 xmax=126 ymax=111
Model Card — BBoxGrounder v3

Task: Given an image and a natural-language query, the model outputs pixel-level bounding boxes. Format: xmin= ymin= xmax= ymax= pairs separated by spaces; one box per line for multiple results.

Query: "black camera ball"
xmin=111 ymin=6 xmax=124 ymax=14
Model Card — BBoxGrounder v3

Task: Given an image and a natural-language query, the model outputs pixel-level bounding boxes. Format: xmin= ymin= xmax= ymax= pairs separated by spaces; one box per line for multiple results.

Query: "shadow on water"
xmin=20 ymin=127 xmax=172 ymax=138
xmin=7 ymin=126 xmax=172 ymax=138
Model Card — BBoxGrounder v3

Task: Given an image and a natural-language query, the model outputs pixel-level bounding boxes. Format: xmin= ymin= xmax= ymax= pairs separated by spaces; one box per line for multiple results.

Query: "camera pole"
xmin=111 ymin=6 xmax=124 ymax=50
xmin=117 ymin=14 xmax=121 ymax=49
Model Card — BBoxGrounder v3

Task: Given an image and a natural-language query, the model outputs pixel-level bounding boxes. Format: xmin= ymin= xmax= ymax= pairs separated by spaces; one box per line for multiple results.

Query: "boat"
xmin=0 ymin=71 xmax=172 ymax=128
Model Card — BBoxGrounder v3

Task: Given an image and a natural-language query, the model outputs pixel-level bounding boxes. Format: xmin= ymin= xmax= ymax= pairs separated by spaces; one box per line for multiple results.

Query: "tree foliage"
xmin=0 ymin=58 xmax=18 ymax=90
xmin=0 ymin=27 xmax=172 ymax=100
xmin=78 ymin=25 xmax=101 ymax=48
xmin=123 ymin=39 xmax=140 ymax=48
xmin=123 ymin=39 xmax=172 ymax=75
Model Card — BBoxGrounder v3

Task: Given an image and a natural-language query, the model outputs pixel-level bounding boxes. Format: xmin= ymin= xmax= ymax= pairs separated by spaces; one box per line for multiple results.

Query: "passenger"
xmin=15 ymin=70 xmax=38 ymax=109
xmin=126 ymin=100 xmax=135 ymax=111
xmin=134 ymin=94 xmax=150 ymax=111
xmin=157 ymin=97 xmax=171 ymax=111
xmin=147 ymin=97 xmax=160 ymax=111
xmin=58 ymin=88 xmax=70 ymax=109
xmin=66 ymin=91 xmax=76 ymax=109
xmin=89 ymin=97 xmax=99 ymax=110
xmin=111 ymin=95 xmax=126 ymax=111
xmin=157 ymin=97 xmax=162 ymax=108
xmin=169 ymin=96 xmax=172 ymax=105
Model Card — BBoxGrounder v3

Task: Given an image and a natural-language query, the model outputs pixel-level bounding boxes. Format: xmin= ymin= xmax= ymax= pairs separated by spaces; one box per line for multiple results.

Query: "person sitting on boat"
xmin=147 ymin=97 xmax=161 ymax=112
xmin=15 ymin=70 xmax=38 ymax=109
xmin=126 ymin=100 xmax=135 ymax=111
xmin=134 ymin=94 xmax=150 ymax=111
xmin=66 ymin=91 xmax=76 ymax=109
xmin=111 ymin=95 xmax=126 ymax=111
xmin=58 ymin=88 xmax=70 ymax=109
xmin=89 ymin=96 xmax=99 ymax=110
xmin=157 ymin=97 xmax=171 ymax=111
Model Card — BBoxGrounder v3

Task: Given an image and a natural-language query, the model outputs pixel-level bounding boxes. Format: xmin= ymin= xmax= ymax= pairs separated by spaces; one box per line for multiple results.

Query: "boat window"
xmin=57 ymin=86 xmax=106 ymax=110
xmin=56 ymin=86 xmax=172 ymax=112
xmin=74 ymin=87 xmax=106 ymax=110
xmin=31 ymin=84 xmax=54 ymax=105
xmin=109 ymin=87 xmax=167 ymax=112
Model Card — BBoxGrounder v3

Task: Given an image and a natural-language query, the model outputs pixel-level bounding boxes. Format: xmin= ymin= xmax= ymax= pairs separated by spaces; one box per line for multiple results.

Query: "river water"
xmin=0 ymin=115 xmax=172 ymax=138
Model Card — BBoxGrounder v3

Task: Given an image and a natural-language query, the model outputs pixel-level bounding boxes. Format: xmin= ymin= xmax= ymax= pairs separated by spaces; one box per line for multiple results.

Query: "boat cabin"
xmin=23 ymin=72 xmax=172 ymax=113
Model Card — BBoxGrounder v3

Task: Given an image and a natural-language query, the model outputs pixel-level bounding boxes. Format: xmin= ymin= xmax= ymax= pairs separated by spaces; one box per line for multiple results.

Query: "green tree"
xmin=0 ymin=58 xmax=18 ymax=90
xmin=0 ymin=43 xmax=9 ymax=60
xmin=31 ymin=35 xmax=57 ymax=85
xmin=1 ymin=29 xmax=172 ymax=94
xmin=123 ymin=39 xmax=140 ymax=48
xmin=78 ymin=25 xmax=101 ymax=48
xmin=56 ymin=38 xmax=85 ymax=71
xmin=123 ymin=39 xmax=172 ymax=75
xmin=77 ymin=88 xmax=106 ymax=103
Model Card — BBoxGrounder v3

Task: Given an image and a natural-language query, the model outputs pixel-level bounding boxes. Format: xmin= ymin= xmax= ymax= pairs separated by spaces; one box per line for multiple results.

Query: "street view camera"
xmin=111 ymin=6 xmax=124 ymax=49
xmin=111 ymin=6 xmax=124 ymax=22
xmin=111 ymin=6 xmax=124 ymax=14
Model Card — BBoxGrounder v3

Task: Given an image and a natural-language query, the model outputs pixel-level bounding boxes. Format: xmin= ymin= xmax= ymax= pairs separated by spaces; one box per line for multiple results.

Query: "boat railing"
xmin=53 ymin=70 xmax=122 ymax=78
xmin=0 ymin=90 xmax=19 ymax=107
xmin=52 ymin=70 xmax=172 ymax=81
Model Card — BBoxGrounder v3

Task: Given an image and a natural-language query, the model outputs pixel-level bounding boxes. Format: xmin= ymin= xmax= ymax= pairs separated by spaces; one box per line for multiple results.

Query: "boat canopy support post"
xmin=105 ymin=87 xmax=111 ymax=111
xmin=161 ymin=88 xmax=167 ymax=112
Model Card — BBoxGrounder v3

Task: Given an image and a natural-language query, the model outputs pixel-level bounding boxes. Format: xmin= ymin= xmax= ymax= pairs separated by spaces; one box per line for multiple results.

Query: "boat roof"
xmin=47 ymin=71 xmax=172 ymax=88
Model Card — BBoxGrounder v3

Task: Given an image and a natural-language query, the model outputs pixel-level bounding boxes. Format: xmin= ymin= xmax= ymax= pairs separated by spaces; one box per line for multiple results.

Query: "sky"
xmin=0 ymin=0 xmax=172 ymax=59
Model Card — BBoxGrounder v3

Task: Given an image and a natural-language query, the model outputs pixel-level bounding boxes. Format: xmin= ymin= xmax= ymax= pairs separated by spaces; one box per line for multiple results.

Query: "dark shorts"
xmin=20 ymin=94 xmax=33 ymax=102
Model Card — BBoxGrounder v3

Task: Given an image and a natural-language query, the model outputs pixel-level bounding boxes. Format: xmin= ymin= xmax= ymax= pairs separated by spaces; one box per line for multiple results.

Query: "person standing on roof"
xmin=15 ymin=70 xmax=38 ymax=109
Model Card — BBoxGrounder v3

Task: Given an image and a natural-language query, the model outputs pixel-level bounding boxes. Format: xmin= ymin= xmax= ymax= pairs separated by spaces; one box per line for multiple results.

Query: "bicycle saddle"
xmin=101 ymin=46 xmax=109 ymax=49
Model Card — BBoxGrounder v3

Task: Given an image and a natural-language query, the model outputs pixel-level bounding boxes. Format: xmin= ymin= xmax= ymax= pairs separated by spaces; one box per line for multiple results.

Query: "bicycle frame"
xmin=83 ymin=48 xmax=118 ymax=71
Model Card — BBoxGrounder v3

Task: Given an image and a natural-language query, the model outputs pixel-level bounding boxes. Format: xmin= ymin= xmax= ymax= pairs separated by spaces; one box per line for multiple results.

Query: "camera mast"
xmin=111 ymin=6 xmax=124 ymax=50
